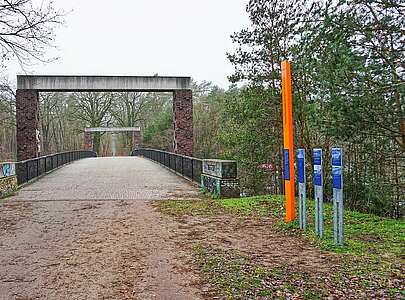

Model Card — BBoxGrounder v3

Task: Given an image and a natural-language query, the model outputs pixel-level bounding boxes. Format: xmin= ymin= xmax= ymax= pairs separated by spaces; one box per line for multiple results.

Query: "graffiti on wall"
xmin=202 ymin=160 xmax=237 ymax=179
xmin=0 ymin=163 xmax=16 ymax=178
xmin=203 ymin=161 xmax=221 ymax=177
xmin=0 ymin=163 xmax=17 ymax=197
xmin=201 ymin=174 xmax=240 ymax=198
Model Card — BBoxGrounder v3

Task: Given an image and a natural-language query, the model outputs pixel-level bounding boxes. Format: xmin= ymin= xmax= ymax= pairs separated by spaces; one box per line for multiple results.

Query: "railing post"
xmin=191 ymin=158 xmax=194 ymax=181
xmin=38 ymin=157 xmax=41 ymax=176
xmin=26 ymin=161 xmax=29 ymax=183
xmin=181 ymin=156 xmax=184 ymax=176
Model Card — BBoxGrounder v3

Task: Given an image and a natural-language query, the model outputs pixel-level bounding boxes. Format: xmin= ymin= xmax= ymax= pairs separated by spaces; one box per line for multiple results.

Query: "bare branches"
xmin=71 ymin=92 xmax=115 ymax=128
xmin=0 ymin=0 xmax=65 ymax=69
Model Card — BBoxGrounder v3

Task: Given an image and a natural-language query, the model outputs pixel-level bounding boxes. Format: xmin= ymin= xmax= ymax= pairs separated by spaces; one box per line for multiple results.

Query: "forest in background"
xmin=0 ymin=0 xmax=403 ymax=218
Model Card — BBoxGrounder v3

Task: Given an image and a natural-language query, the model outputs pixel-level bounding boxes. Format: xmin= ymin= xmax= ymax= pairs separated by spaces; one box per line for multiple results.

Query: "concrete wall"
xmin=0 ymin=162 xmax=17 ymax=197
xmin=84 ymin=127 xmax=141 ymax=133
xmin=17 ymin=75 xmax=190 ymax=91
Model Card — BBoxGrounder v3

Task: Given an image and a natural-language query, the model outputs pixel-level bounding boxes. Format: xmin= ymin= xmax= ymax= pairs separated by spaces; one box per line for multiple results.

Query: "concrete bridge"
xmin=16 ymin=75 xmax=193 ymax=161
xmin=0 ymin=74 xmax=240 ymax=299
xmin=0 ymin=156 xmax=202 ymax=299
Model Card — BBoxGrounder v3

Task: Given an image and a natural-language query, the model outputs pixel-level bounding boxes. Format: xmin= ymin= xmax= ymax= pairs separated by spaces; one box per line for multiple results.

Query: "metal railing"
xmin=131 ymin=148 xmax=202 ymax=183
xmin=16 ymin=150 xmax=97 ymax=185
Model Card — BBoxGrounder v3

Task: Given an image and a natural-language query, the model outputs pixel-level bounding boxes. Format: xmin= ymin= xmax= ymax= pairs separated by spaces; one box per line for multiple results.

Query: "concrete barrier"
xmin=0 ymin=162 xmax=17 ymax=197
xmin=201 ymin=159 xmax=240 ymax=198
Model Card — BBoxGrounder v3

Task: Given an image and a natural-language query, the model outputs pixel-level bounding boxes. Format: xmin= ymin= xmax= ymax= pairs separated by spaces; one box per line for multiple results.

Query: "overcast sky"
xmin=7 ymin=0 xmax=250 ymax=88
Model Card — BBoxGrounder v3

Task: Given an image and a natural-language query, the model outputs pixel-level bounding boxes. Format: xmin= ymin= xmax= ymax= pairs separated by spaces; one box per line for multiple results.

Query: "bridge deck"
xmin=0 ymin=157 xmax=202 ymax=299
xmin=14 ymin=156 xmax=199 ymax=201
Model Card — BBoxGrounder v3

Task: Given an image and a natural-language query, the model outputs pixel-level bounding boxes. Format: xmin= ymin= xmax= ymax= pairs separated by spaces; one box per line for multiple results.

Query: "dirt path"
xmin=156 ymin=200 xmax=403 ymax=299
xmin=0 ymin=157 xmax=202 ymax=300
xmin=169 ymin=214 xmax=339 ymax=275
xmin=2 ymin=157 xmax=387 ymax=299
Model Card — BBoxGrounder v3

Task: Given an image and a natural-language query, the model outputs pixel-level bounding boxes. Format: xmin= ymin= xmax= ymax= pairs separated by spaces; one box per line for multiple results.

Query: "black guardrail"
xmin=131 ymin=148 xmax=202 ymax=183
xmin=16 ymin=150 xmax=97 ymax=185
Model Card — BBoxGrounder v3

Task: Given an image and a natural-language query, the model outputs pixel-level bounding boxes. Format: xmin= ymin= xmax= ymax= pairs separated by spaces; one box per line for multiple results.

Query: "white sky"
xmin=6 ymin=0 xmax=250 ymax=89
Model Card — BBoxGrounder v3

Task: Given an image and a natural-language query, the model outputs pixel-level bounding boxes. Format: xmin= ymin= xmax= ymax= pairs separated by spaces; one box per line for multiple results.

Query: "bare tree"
xmin=0 ymin=76 xmax=15 ymax=159
xmin=71 ymin=92 xmax=115 ymax=154
xmin=39 ymin=92 xmax=62 ymax=153
xmin=0 ymin=76 xmax=15 ymax=123
xmin=0 ymin=0 xmax=64 ymax=69
xmin=111 ymin=92 xmax=147 ymax=150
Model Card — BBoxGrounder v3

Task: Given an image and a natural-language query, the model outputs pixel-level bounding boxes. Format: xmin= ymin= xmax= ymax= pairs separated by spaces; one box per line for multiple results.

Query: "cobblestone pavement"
xmin=13 ymin=157 xmax=200 ymax=201
xmin=0 ymin=157 xmax=202 ymax=299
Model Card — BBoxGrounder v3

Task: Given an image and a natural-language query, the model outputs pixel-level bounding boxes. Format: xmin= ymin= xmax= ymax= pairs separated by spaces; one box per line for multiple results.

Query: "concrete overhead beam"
xmin=17 ymin=75 xmax=191 ymax=91
xmin=85 ymin=127 xmax=141 ymax=133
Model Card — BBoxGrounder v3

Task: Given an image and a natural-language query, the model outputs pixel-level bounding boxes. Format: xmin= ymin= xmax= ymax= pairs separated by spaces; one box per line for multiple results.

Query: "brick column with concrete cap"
xmin=173 ymin=90 xmax=193 ymax=156
xmin=16 ymin=89 xmax=40 ymax=161
xmin=84 ymin=132 xmax=93 ymax=151
xmin=132 ymin=130 xmax=141 ymax=150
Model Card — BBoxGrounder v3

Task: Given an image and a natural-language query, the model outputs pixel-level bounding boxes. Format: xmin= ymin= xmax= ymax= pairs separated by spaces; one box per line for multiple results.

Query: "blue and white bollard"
xmin=297 ymin=149 xmax=306 ymax=230
xmin=313 ymin=148 xmax=323 ymax=238
xmin=332 ymin=148 xmax=344 ymax=245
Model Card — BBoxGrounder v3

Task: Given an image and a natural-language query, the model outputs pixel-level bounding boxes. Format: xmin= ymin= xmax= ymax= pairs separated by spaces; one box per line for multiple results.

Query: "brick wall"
xmin=132 ymin=130 xmax=141 ymax=150
xmin=173 ymin=90 xmax=193 ymax=156
xmin=16 ymin=90 xmax=40 ymax=161
xmin=84 ymin=132 xmax=93 ymax=151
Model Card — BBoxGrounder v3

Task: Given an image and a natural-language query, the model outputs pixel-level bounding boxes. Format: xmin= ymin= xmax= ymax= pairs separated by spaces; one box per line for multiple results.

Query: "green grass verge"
xmin=159 ymin=195 xmax=405 ymax=258
xmin=193 ymin=242 xmax=403 ymax=299
xmin=157 ymin=196 xmax=404 ymax=299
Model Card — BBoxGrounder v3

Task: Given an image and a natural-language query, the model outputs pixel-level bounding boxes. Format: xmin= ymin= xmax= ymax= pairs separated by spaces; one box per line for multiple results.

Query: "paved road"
xmin=0 ymin=157 xmax=202 ymax=300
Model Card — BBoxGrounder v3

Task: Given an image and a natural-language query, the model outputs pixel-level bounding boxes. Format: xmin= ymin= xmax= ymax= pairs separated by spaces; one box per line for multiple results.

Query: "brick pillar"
xmin=132 ymin=130 xmax=141 ymax=150
xmin=16 ymin=89 xmax=40 ymax=161
xmin=83 ymin=132 xmax=93 ymax=151
xmin=173 ymin=90 xmax=193 ymax=156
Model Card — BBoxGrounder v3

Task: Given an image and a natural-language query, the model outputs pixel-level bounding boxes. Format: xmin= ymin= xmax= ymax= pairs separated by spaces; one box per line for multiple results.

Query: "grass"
xmin=193 ymin=244 xmax=324 ymax=299
xmin=159 ymin=195 xmax=405 ymax=258
xmin=192 ymin=241 xmax=403 ymax=299
xmin=157 ymin=196 xmax=404 ymax=299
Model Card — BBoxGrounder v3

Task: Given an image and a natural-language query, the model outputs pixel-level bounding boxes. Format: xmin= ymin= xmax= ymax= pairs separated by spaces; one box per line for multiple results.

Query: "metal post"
xmin=297 ymin=149 xmax=306 ymax=230
xmin=313 ymin=148 xmax=323 ymax=238
xmin=181 ymin=156 xmax=184 ymax=176
xmin=332 ymin=148 xmax=344 ymax=245
xmin=191 ymin=158 xmax=194 ymax=182
xmin=281 ymin=60 xmax=296 ymax=223
xmin=25 ymin=161 xmax=29 ymax=182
